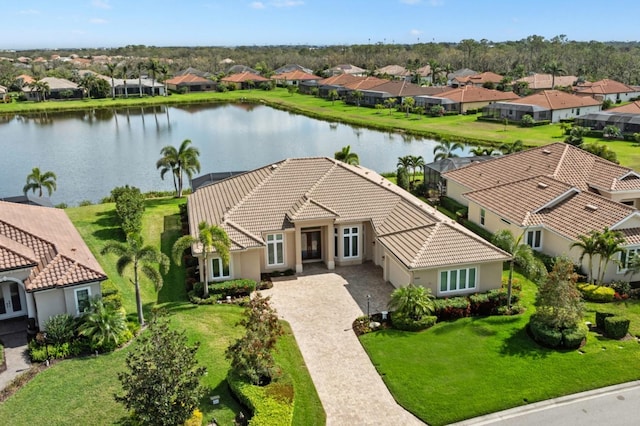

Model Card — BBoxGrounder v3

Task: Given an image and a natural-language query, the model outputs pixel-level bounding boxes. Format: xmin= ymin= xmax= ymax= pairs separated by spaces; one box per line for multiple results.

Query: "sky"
xmin=3 ymin=0 xmax=640 ymax=50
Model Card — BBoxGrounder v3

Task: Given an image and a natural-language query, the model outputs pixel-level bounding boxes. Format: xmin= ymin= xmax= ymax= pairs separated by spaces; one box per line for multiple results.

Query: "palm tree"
xmin=397 ymin=155 xmax=412 ymax=171
xmin=499 ymin=139 xmax=524 ymax=154
xmin=78 ymin=298 xmax=127 ymax=350
xmin=101 ymin=233 xmax=169 ymax=325
xmin=334 ymin=145 xmax=359 ymax=165
xmin=105 ymin=63 xmax=117 ymax=99
xmin=403 ymin=97 xmax=415 ymax=117
xmin=146 ymin=59 xmax=160 ymax=96
xmin=23 ymin=167 xmax=57 ymax=197
xmin=28 ymin=80 xmax=50 ymax=102
xmin=384 ymin=97 xmax=397 ymax=114
xmin=544 ymin=60 xmax=566 ymax=90
xmin=408 ymin=155 xmax=425 ymax=189
xmin=433 ymin=140 xmax=464 ymax=161
xmin=78 ymin=73 xmax=97 ymax=99
xmin=156 ymin=152 xmax=178 ymax=195
xmin=157 ymin=139 xmax=201 ymax=197
xmin=388 ymin=284 xmax=435 ymax=321
xmin=159 ymin=63 xmax=170 ymax=96
xmin=571 ymin=231 xmax=599 ymax=284
xmin=594 ymin=227 xmax=625 ymax=284
xmin=120 ymin=64 xmax=129 ymax=98
xmin=328 ymin=89 xmax=338 ymax=105
xmin=172 ymin=222 xmax=231 ymax=299
xmin=492 ymin=229 xmax=541 ymax=309
xmin=351 ymin=90 xmax=363 ymax=107
xmin=136 ymin=61 xmax=145 ymax=97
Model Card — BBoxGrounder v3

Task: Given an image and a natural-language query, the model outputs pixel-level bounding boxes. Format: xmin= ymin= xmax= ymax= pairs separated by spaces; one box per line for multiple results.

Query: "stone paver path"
xmin=0 ymin=331 xmax=31 ymax=391
xmin=263 ymin=263 xmax=424 ymax=426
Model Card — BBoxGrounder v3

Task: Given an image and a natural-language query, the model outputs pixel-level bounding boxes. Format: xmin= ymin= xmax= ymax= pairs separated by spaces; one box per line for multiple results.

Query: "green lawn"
xmin=0 ymin=198 xmax=324 ymax=425
xmin=2 ymin=89 xmax=639 ymax=170
xmin=360 ymin=272 xmax=640 ymax=426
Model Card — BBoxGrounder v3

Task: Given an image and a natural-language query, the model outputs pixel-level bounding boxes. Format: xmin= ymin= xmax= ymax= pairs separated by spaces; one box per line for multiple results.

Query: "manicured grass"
xmin=0 ymin=198 xmax=324 ymax=425
xmin=2 ymin=89 xmax=639 ymax=170
xmin=360 ymin=272 xmax=640 ymax=426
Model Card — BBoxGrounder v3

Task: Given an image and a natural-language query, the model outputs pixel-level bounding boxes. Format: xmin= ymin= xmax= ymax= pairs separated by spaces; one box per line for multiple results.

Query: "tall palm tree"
xmin=159 ymin=63 xmax=170 ymax=96
xmin=120 ymin=64 xmax=129 ymax=98
xmin=499 ymin=139 xmax=524 ymax=154
xmin=23 ymin=167 xmax=57 ymax=197
xmin=334 ymin=145 xmax=359 ymax=165
xmin=136 ymin=61 xmax=145 ymax=97
xmin=595 ymin=227 xmax=625 ymax=284
xmin=544 ymin=60 xmax=567 ymax=90
xmin=397 ymin=155 xmax=412 ymax=171
xmin=172 ymin=222 xmax=231 ymax=299
xmin=403 ymin=97 xmax=415 ymax=117
xmin=408 ymin=155 xmax=425 ymax=189
xmin=105 ymin=63 xmax=117 ymax=99
xmin=101 ymin=233 xmax=169 ymax=325
xmin=571 ymin=231 xmax=599 ymax=284
xmin=433 ymin=140 xmax=464 ymax=161
xmin=328 ymin=89 xmax=338 ymax=105
xmin=156 ymin=152 xmax=178 ymax=195
xmin=28 ymin=80 xmax=50 ymax=102
xmin=78 ymin=73 xmax=97 ymax=99
xmin=146 ymin=59 xmax=160 ymax=97
xmin=492 ymin=229 xmax=540 ymax=309
xmin=157 ymin=139 xmax=201 ymax=197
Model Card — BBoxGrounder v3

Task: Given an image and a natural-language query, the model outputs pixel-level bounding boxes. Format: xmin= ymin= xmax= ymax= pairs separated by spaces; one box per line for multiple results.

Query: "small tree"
xmin=430 ymin=104 xmax=445 ymax=117
xmin=334 ymin=145 xmax=359 ymax=165
xmin=520 ymin=114 xmax=535 ymax=127
xmin=113 ymin=185 xmax=145 ymax=235
xmin=396 ymin=166 xmax=409 ymax=190
xmin=226 ymin=293 xmax=284 ymax=385
xmin=603 ymin=125 xmax=621 ymax=139
xmin=78 ymin=298 xmax=127 ymax=352
xmin=351 ymin=90 xmax=363 ymax=107
xmin=328 ymin=89 xmax=338 ymax=105
xmin=116 ymin=315 xmax=206 ymax=426
xmin=403 ymin=97 xmax=415 ymax=117
xmin=532 ymin=257 xmax=583 ymax=330
xmin=565 ymin=125 xmax=588 ymax=146
xmin=287 ymin=85 xmax=298 ymax=96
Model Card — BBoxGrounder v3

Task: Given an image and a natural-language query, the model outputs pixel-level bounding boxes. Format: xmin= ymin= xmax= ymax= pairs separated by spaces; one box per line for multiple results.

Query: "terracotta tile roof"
xmin=455 ymin=71 xmax=504 ymax=85
xmin=271 ymin=70 xmax=321 ymax=81
xmin=608 ymin=101 xmax=640 ymax=114
xmin=343 ymin=76 xmax=388 ymax=91
xmin=435 ymin=86 xmax=520 ymax=103
xmin=363 ymin=80 xmax=436 ymax=97
xmin=443 ymin=143 xmax=640 ymax=194
xmin=575 ymin=79 xmax=639 ymax=95
xmin=376 ymin=65 xmax=411 ymax=77
xmin=318 ymin=74 xmax=362 ymax=86
xmin=165 ymin=73 xmax=211 ymax=85
xmin=507 ymin=90 xmax=601 ymax=110
xmin=327 ymin=64 xmax=367 ymax=75
xmin=0 ymin=235 xmax=37 ymax=271
xmin=221 ymin=72 xmax=269 ymax=83
xmin=0 ymin=202 xmax=106 ymax=291
xmin=16 ymin=74 xmax=35 ymax=84
xmin=188 ymin=158 xmax=509 ymax=270
xmin=620 ymin=227 xmax=640 ymax=246
xmin=516 ymin=74 xmax=578 ymax=90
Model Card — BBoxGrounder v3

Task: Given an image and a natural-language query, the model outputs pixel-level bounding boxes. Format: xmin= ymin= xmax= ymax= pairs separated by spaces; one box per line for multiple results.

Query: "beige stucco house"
xmin=187 ymin=158 xmax=510 ymax=297
xmin=443 ymin=143 xmax=640 ymax=283
xmin=0 ymin=202 xmax=107 ymax=330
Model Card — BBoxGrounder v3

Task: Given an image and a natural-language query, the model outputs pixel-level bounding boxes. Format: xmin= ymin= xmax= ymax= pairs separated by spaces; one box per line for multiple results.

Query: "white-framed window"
xmin=620 ymin=248 xmax=639 ymax=272
xmin=343 ymin=226 xmax=360 ymax=258
xmin=266 ymin=233 xmax=284 ymax=266
xmin=440 ymin=268 xmax=477 ymax=293
xmin=211 ymin=257 xmax=231 ymax=280
xmin=74 ymin=287 xmax=91 ymax=315
xmin=526 ymin=229 xmax=542 ymax=250
xmin=480 ymin=208 xmax=486 ymax=226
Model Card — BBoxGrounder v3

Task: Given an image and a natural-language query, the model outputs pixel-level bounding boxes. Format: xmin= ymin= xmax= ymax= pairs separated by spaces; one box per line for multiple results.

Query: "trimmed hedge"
xmin=439 ymin=196 xmax=466 ymax=216
xmin=193 ymin=279 xmax=257 ymax=300
xmin=562 ymin=324 xmax=588 ymax=349
xmin=433 ymin=297 xmax=470 ymax=321
xmin=595 ymin=311 xmax=615 ymax=329
xmin=529 ymin=319 xmax=587 ymax=349
xmin=604 ymin=316 xmax=630 ymax=339
xmin=577 ymin=283 xmax=615 ymax=302
xmin=227 ymin=373 xmax=294 ymax=426
xmin=391 ymin=312 xmax=437 ymax=331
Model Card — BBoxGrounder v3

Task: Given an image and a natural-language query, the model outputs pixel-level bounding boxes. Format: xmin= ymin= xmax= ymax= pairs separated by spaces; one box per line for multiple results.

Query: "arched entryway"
xmin=0 ymin=280 xmax=27 ymax=320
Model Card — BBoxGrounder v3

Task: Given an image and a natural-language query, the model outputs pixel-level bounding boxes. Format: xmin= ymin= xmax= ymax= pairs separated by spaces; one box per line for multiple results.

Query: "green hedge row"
xmin=193 ymin=279 xmax=257 ymax=300
xmin=227 ymin=373 xmax=294 ymax=426
xmin=391 ymin=313 xmax=437 ymax=331
xmin=433 ymin=288 xmax=521 ymax=321
xmin=529 ymin=319 xmax=587 ymax=349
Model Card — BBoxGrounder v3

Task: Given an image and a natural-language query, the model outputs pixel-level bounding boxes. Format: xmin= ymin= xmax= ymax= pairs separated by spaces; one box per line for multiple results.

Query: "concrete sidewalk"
xmin=0 ymin=331 xmax=31 ymax=391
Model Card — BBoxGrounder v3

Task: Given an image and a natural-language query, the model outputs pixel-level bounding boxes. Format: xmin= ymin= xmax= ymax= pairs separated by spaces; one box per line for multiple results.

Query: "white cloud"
xmin=18 ymin=9 xmax=40 ymax=15
xmin=250 ymin=2 xmax=266 ymax=9
xmin=90 ymin=18 xmax=108 ymax=24
xmin=92 ymin=0 xmax=111 ymax=9
xmin=271 ymin=0 xmax=304 ymax=7
xmin=410 ymin=29 xmax=423 ymax=36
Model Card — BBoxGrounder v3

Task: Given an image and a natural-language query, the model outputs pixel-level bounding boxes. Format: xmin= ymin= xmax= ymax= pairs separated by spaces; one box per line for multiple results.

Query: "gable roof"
xmin=221 ymin=72 xmax=269 ymax=83
xmin=165 ymin=73 xmax=212 ymax=85
xmin=433 ymin=86 xmax=520 ymax=103
xmin=376 ymin=65 xmax=410 ymax=77
xmin=443 ymin=142 xmax=640 ymax=194
xmin=188 ymin=158 xmax=510 ymax=270
xmin=0 ymin=202 xmax=106 ymax=291
xmin=516 ymin=73 xmax=578 ymax=90
xmin=575 ymin=79 xmax=639 ymax=95
xmin=271 ymin=70 xmax=321 ymax=81
xmin=273 ymin=64 xmax=314 ymax=75
xmin=608 ymin=101 xmax=640 ymax=114
xmin=318 ymin=73 xmax=363 ymax=86
xmin=454 ymin=71 xmax=504 ymax=85
xmin=343 ymin=76 xmax=388 ymax=91
xmin=326 ymin=64 xmax=367 ymax=75
xmin=362 ymin=80 xmax=435 ymax=97
xmin=506 ymin=90 xmax=601 ymax=110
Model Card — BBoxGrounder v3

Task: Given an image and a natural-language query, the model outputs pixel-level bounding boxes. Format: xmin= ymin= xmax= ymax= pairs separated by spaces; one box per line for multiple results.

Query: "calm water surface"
xmin=0 ymin=103 xmax=469 ymax=205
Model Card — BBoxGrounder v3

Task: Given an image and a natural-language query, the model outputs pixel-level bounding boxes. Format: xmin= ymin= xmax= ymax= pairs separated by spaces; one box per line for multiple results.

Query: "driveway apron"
xmin=263 ymin=264 xmax=424 ymax=425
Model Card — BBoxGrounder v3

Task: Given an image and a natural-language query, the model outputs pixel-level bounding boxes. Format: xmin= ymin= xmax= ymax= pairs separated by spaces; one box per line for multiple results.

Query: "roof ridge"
xmin=378 ymin=222 xmax=436 ymax=238
xmin=440 ymin=221 xmax=512 ymax=258
xmin=225 ymin=160 xmax=288 ymax=219
xmin=552 ymin=143 xmax=570 ymax=178
xmin=306 ymin=159 xmax=338 ymax=196
xmin=0 ymin=218 xmax=58 ymax=260
xmin=224 ymin=219 xmax=264 ymax=247
xmin=410 ymin=223 xmax=442 ymax=268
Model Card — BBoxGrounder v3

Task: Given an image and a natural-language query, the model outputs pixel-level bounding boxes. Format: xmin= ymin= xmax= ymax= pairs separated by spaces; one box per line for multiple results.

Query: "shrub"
xmin=43 ymin=314 xmax=77 ymax=345
xmin=183 ymin=409 xmax=203 ymax=426
xmin=112 ymin=185 xmax=145 ymax=235
xmin=102 ymin=280 xmax=123 ymax=310
xmin=433 ymin=297 xmax=470 ymax=321
xmin=606 ymin=280 xmax=631 ymax=297
xmin=78 ymin=200 xmax=93 ymax=206
xmin=520 ymin=114 xmax=535 ymax=127
xmin=439 ymin=196 xmax=465 ymax=215
xmin=391 ymin=312 xmax=437 ymax=331
xmin=388 ymin=285 xmax=435 ymax=321
xmin=469 ymin=293 xmax=492 ymax=315
xmin=529 ymin=319 xmax=562 ymax=348
xmin=396 ymin=167 xmax=409 ymax=190
xmin=430 ymin=105 xmax=445 ymax=117
xmin=210 ymin=279 xmax=257 ymax=299
xmin=227 ymin=373 xmax=293 ymax=426
xmin=577 ymin=283 xmax=615 ymax=302
xmin=595 ymin=311 xmax=615 ymax=330
xmin=604 ymin=316 xmax=630 ymax=339
xmin=562 ymin=324 xmax=588 ymax=349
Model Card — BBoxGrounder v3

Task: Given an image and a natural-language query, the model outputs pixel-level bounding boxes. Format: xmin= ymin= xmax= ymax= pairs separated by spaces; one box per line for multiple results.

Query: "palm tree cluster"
xmin=397 ymin=155 xmax=424 ymax=190
xmin=156 ymin=139 xmax=201 ymax=197
xmin=571 ymin=227 xmax=626 ymax=284
xmin=334 ymin=145 xmax=359 ymax=165
xmin=433 ymin=140 xmax=463 ymax=161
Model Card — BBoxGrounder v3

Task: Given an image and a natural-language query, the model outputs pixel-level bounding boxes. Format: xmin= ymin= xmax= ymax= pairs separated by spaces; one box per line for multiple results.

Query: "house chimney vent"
xmin=542 ymin=149 xmax=552 ymax=154
xmin=585 ymin=204 xmax=598 ymax=212
xmin=537 ymin=182 xmax=549 ymax=189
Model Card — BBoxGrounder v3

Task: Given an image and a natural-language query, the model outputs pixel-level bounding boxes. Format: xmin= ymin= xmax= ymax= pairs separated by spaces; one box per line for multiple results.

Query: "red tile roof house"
xmin=482 ymin=89 xmax=601 ymax=123
xmin=220 ymin=72 xmax=270 ymax=90
xmin=452 ymin=71 xmax=504 ymax=88
xmin=302 ymin=73 xmax=364 ymax=98
xmin=516 ymin=73 xmax=578 ymax=91
xmin=357 ymin=80 xmax=442 ymax=108
xmin=574 ymin=79 xmax=640 ymax=103
xmin=270 ymin=70 xmax=322 ymax=87
xmin=415 ymin=86 xmax=520 ymax=114
xmin=375 ymin=65 xmax=412 ymax=80
xmin=0 ymin=202 xmax=106 ymax=330
xmin=442 ymin=143 xmax=640 ymax=283
xmin=187 ymin=158 xmax=510 ymax=297
xmin=165 ymin=73 xmax=215 ymax=93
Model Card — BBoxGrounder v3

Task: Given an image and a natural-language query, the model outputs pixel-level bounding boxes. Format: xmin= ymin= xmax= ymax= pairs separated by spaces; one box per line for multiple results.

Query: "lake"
xmin=0 ymin=103 xmax=469 ymax=205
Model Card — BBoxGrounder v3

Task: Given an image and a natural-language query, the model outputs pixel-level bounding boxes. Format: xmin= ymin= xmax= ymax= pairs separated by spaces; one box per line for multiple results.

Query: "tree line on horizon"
xmin=3 ymin=35 xmax=640 ymax=86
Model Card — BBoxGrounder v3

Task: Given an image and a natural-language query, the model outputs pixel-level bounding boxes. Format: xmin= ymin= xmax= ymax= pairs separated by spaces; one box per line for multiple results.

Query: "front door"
xmin=301 ymin=231 xmax=322 ymax=261
xmin=0 ymin=282 xmax=26 ymax=319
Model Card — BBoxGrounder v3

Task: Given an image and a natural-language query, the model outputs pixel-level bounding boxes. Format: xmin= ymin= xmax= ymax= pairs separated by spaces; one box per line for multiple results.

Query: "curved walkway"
xmin=263 ymin=263 xmax=424 ymax=426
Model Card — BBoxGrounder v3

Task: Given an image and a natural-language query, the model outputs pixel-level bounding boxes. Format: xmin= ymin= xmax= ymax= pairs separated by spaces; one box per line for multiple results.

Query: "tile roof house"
xmin=325 ymin=64 xmax=368 ymax=77
xmin=187 ymin=158 xmax=510 ymax=296
xmin=482 ymin=90 xmax=601 ymax=123
xmin=447 ymin=68 xmax=478 ymax=86
xmin=516 ymin=73 xmax=578 ymax=90
xmin=376 ymin=65 xmax=412 ymax=80
xmin=0 ymin=202 xmax=107 ymax=329
xmin=220 ymin=72 xmax=270 ymax=90
xmin=270 ymin=70 xmax=322 ymax=87
xmin=452 ymin=71 xmax=504 ymax=88
xmin=442 ymin=143 xmax=640 ymax=283
xmin=165 ymin=73 xmax=215 ymax=92
xmin=358 ymin=80 xmax=441 ymax=107
xmin=416 ymin=86 xmax=520 ymax=114
xmin=574 ymin=79 xmax=640 ymax=103
xmin=301 ymin=73 xmax=364 ymax=97
xmin=273 ymin=64 xmax=314 ymax=75
xmin=22 ymin=77 xmax=83 ymax=101
xmin=608 ymin=100 xmax=640 ymax=114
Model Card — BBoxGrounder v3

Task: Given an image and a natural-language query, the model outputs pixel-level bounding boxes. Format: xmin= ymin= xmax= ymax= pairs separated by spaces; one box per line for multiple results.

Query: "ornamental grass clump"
xmin=388 ymin=284 xmax=437 ymax=331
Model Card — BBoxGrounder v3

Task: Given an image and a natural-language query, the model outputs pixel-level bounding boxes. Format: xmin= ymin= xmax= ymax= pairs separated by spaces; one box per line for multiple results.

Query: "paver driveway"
xmin=262 ymin=263 xmax=424 ymax=426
